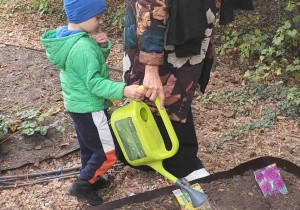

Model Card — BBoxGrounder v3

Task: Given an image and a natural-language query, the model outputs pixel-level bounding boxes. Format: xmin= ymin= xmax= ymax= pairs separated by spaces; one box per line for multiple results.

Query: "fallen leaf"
xmin=60 ymin=142 xmax=70 ymax=147
xmin=9 ymin=124 xmax=17 ymax=132
xmin=248 ymin=192 xmax=254 ymax=197
xmin=17 ymin=201 xmax=23 ymax=207
xmin=35 ymin=145 xmax=42 ymax=150
xmin=46 ymin=105 xmax=61 ymax=116
xmin=212 ymin=126 xmax=219 ymax=132
xmin=129 ymin=192 xmax=136 ymax=196
xmin=64 ymin=179 xmax=73 ymax=187
xmin=11 ymin=189 xmax=22 ymax=196
xmin=39 ymin=161 xmax=47 ymax=169
xmin=242 ymin=80 xmax=246 ymax=86
xmin=292 ymin=127 xmax=300 ymax=134
xmin=34 ymin=161 xmax=40 ymax=168
xmin=277 ymin=116 xmax=287 ymax=120
xmin=49 ymin=179 xmax=62 ymax=188
xmin=70 ymin=132 xmax=77 ymax=139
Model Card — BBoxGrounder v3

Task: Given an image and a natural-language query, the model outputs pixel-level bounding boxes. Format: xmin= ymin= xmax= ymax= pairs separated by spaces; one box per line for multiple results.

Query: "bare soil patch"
xmin=0 ymin=45 xmax=122 ymax=171
xmin=119 ymin=169 xmax=300 ymax=210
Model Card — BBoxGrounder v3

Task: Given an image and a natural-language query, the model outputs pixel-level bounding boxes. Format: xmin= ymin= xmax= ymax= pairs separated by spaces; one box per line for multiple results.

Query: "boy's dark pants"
xmin=69 ymin=110 xmax=116 ymax=184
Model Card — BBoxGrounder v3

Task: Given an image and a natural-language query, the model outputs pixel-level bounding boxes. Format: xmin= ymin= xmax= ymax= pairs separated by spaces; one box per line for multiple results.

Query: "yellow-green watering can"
xmin=111 ymin=86 xmax=208 ymax=207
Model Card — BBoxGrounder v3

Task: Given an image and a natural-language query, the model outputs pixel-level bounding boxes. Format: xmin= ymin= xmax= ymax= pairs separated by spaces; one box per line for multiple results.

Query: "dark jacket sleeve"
xmin=220 ymin=0 xmax=254 ymax=25
xmin=136 ymin=0 xmax=168 ymax=66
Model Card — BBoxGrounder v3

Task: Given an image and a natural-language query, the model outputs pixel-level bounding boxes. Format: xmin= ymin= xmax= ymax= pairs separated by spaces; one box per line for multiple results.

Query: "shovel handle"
xmin=138 ymin=86 xmax=179 ymax=158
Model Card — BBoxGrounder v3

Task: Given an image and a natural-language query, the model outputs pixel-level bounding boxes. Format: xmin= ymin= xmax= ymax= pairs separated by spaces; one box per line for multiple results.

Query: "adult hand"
xmin=143 ymin=65 xmax=165 ymax=109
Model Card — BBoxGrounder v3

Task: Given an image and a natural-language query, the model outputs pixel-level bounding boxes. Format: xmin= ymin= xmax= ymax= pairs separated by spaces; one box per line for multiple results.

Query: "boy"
xmin=40 ymin=0 xmax=143 ymax=206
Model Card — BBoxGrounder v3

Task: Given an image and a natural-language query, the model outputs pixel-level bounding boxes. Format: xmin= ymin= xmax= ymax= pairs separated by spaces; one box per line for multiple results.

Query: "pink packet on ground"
xmin=254 ymin=163 xmax=288 ymax=197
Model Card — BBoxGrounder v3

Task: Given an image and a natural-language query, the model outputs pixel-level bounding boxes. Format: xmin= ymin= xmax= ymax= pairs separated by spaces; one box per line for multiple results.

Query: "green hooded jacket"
xmin=41 ymin=30 xmax=126 ymax=113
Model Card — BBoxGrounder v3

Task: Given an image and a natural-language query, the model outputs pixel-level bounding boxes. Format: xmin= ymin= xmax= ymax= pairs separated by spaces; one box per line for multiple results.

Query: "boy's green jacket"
xmin=41 ymin=30 xmax=126 ymax=113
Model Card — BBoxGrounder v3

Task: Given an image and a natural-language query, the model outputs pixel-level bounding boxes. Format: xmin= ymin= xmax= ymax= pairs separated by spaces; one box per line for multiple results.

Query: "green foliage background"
xmin=216 ymin=0 xmax=300 ymax=82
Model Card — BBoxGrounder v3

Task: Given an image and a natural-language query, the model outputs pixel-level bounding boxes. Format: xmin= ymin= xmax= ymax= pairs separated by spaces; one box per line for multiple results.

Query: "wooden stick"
xmin=0 ymin=181 xmax=15 ymax=185
xmin=32 ymin=171 xmax=80 ymax=182
xmin=286 ymin=134 xmax=300 ymax=139
xmin=2 ymin=171 xmax=80 ymax=183
xmin=0 ymin=174 xmax=79 ymax=190
xmin=0 ymin=42 xmax=44 ymax=52
xmin=0 ymin=166 xmax=80 ymax=180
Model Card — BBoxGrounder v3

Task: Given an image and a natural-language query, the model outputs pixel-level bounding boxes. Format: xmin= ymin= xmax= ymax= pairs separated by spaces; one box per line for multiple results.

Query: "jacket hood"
xmin=40 ymin=29 xmax=87 ymax=69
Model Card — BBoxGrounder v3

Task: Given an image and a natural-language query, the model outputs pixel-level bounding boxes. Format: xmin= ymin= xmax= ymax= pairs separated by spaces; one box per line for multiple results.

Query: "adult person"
xmin=121 ymin=0 xmax=253 ymax=180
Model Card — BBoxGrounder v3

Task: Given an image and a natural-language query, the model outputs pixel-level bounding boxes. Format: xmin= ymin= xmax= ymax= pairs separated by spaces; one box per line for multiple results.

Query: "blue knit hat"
xmin=64 ymin=0 xmax=107 ymax=24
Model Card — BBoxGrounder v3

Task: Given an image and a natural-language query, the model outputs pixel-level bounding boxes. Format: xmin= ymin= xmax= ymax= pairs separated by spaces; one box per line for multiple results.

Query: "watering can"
xmin=111 ymin=86 xmax=208 ymax=207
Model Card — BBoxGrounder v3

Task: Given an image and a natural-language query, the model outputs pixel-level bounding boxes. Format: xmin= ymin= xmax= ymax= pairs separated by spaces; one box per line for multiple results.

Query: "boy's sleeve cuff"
xmin=102 ymin=39 xmax=112 ymax=49
xmin=112 ymin=82 xmax=127 ymax=100
xmin=139 ymin=51 xmax=164 ymax=66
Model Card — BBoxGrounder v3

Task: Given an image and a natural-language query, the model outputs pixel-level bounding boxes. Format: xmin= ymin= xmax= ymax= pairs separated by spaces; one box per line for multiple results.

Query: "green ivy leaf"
xmin=294 ymin=58 xmax=300 ymax=65
xmin=261 ymin=49 xmax=269 ymax=55
xmin=255 ymin=29 xmax=261 ymax=36
xmin=40 ymin=126 xmax=49 ymax=135
xmin=244 ymin=70 xmax=252 ymax=78
xmin=21 ymin=121 xmax=37 ymax=128
xmin=37 ymin=114 xmax=46 ymax=123
xmin=261 ymin=34 xmax=269 ymax=40
xmin=287 ymin=29 xmax=298 ymax=38
xmin=292 ymin=72 xmax=300 ymax=79
xmin=50 ymin=121 xmax=65 ymax=133
xmin=17 ymin=109 xmax=39 ymax=120
xmin=0 ymin=127 xmax=8 ymax=139
xmin=276 ymin=68 xmax=282 ymax=75
xmin=273 ymin=35 xmax=284 ymax=45
xmin=283 ymin=21 xmax=292 ymax=29
xmin=286 ymin=65 xmax=300 ymax=72
xmin=21 ymin=128 xmax=35 ymax=136
xmin=56 ymin=125 xmax=65 ymax=133
xmin=293 ymin=15 xmax=300 ymax=24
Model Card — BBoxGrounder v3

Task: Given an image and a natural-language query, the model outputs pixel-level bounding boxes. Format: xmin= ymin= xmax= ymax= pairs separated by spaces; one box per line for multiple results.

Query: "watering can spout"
xmin=176 ymin=180 xmax=208 ymax=208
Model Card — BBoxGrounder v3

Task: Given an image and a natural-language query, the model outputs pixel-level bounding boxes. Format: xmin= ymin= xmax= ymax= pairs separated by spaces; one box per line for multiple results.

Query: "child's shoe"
xmin=68 ymin=179 xmax=103 ymax=206
xmin=91 ymin=176 xmax=111 ymax=191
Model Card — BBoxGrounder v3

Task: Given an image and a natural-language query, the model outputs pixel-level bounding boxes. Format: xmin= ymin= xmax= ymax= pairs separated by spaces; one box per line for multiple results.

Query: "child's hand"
xmin=123 ymin=85 xmax=144 ymax=101
xmin=90 ymin=30 xmax=108 ymax=48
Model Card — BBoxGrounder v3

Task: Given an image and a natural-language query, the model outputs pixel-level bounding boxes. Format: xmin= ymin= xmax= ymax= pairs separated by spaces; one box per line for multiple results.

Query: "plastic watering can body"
xmin=111 ymin=96 xmax=178 ymax=176
xmin=111 ymin=86 xmax=179 ymax=182
xmin=111 ymin=86 xmax=208 ymax=207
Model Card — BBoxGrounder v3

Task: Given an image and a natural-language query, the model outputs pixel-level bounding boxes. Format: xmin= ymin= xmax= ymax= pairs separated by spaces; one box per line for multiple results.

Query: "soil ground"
xmin=0 ymin=0 xmax=299 ymax=209
xmin=0 ymin=45 xmax=77 ymax=171
xmin=0 ymin=45 xmax=123 ymax=171
xmin=119 ymin=169 xmax=300 ymax=210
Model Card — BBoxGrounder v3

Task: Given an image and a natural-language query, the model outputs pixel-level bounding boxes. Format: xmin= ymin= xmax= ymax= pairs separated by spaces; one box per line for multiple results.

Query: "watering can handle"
xmin=138 ymin=86 xmax=179 ymax=158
